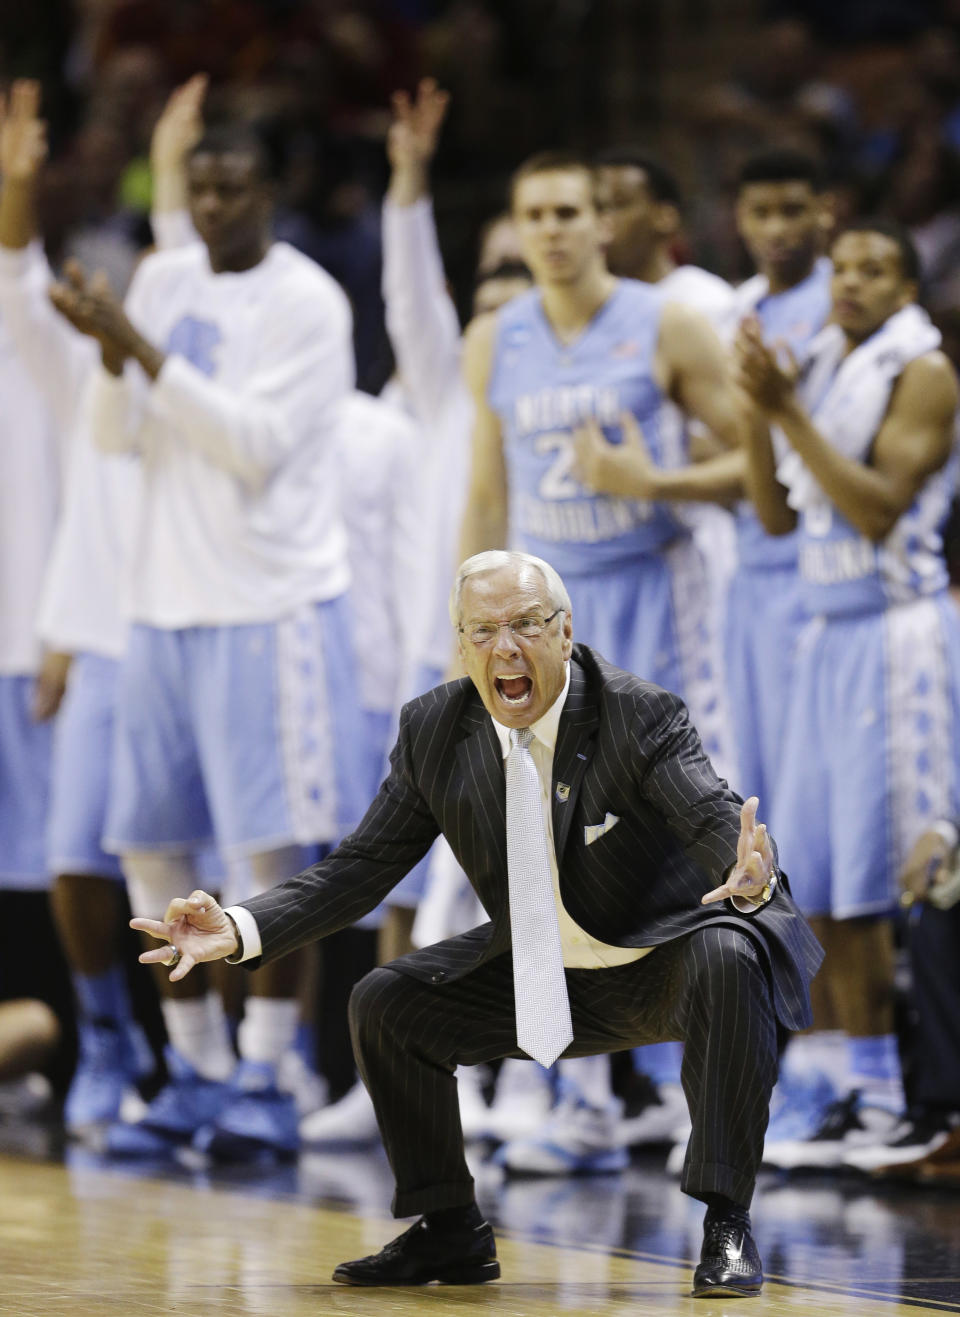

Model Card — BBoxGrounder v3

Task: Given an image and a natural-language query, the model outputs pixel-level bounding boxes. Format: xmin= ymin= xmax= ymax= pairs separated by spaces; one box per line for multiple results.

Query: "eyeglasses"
xmin=459 ymin=609 xmax=563 ymax=647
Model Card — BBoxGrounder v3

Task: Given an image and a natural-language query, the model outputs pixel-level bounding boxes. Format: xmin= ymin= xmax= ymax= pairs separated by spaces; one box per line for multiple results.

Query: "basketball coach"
xmin=134 ymin=549 xmax=823 ymax=1299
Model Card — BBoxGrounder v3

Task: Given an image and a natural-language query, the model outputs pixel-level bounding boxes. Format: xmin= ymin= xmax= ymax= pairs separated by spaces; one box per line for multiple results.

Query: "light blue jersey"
xmin=734 ymin=257 xmax=833 ymax=568
xmin=724 ymin=257 xmax=833 ymax=807
xmin=489 ymin=280 xmax=736 ymax=781
xmin=773 ymin=314 xmax=960 ymax=918
xmin=489 ymin=281 xmax=686 ymax=576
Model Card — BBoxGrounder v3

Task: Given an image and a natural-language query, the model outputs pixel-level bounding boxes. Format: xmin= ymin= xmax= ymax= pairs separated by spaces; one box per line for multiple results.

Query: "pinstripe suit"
xmin=240 ymin=643 xmax=823 ymax=1213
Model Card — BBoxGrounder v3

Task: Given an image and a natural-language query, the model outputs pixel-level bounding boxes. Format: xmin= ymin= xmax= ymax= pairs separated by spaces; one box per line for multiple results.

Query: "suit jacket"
xmin=242 ymin=644 xmax=823 ymax=1031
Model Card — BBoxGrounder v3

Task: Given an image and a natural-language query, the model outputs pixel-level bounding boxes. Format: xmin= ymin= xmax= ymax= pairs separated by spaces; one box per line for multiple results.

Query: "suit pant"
xmin=349 ymin=923 xmax=779 ymax=1217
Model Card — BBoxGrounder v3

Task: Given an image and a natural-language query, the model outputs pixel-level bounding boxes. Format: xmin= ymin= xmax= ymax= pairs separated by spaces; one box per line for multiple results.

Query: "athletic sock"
xmin=558 ymin=1053 xmax=615 ymax=1110
xmin=161 ymin=993 xmax=235 ymax=1082
xmin=73 ymin=964 xmax=131 ymax=1026
xmin=236 ymin=997 xmax=300 ymax=1070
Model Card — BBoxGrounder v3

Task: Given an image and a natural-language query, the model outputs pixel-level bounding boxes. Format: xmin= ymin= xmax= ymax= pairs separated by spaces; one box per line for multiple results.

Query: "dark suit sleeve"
xmin=630 ymin=689 xmax=742 ymax=883
xmin=237 ymin=703 xmax=441 ymax=966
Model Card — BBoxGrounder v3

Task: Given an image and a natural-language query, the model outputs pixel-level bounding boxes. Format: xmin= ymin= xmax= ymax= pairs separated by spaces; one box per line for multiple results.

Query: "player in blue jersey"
xmin=725 ymin=152 xmax=833 ymax=814
xmin=460 ymin=150 xmax=744 ymax=1172
xmin=738 ymin=219 xmax=960 ymax=1170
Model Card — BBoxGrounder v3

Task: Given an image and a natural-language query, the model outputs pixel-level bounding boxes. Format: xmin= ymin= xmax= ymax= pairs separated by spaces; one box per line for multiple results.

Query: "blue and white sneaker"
xmin=193 ymin=1060 xmax=300 ymax=1162
xmin=64 ymin=1022 xmax=131 ymax=1134
xmin=764 ymin=1087 xmax=899 ymax=1171
xmin=761 ymin=1067 xmax=837 ymax=1164
xmin=494 ymin=1080 xmax=628 ymax=1176
xmin=105 ymin=1047 xmax=231 ymax=1158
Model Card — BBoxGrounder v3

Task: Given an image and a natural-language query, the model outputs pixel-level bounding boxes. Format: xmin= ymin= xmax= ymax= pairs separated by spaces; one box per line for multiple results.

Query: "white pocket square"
xmin=584 ymin=813 xmax=620 ymax=846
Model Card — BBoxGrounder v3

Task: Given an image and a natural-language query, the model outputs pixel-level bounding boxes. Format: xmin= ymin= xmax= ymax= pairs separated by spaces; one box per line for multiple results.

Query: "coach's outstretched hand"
xmin=701 ymin=796 xmax=776 ymax=906
xmin=131 ymin=890 xmax=239 ymax=983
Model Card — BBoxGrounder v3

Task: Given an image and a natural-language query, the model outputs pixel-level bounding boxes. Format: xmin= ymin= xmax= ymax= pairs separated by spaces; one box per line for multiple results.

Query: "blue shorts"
xmin=105 ymin=597 xmax=368 ymax=856
xmin=564 ymin=538 xmax=737 ymax=784
xmin=772 ymin=596 xmax=960 ymax=919
xmin=0 ymin=675 xmax=52 ymax=888
xmin=47 ymin=653 xmax=124 ymax=880
xmin=724 ymin=560 xmax=806 ymax=814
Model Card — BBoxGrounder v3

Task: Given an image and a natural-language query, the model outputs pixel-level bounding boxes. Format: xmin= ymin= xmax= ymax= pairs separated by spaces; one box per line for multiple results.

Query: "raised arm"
xmin=458 ymin=311 xmax=508 ymax=558
xmin=149 ymin=73 xmax=206 ymax=249
xmin=0 ymin=80 xmax=93 ymax=425
xmin=382 ymin=77 xmax=462 ymax=423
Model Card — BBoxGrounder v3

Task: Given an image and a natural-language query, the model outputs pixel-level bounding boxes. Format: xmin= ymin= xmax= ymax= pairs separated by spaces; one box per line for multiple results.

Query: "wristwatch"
xmin=747 ymin=870 xmax=779 ymax=906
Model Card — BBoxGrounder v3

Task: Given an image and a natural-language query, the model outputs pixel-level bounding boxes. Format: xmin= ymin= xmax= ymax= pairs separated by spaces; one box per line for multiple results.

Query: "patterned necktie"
xmin=506 ymin=726 xmax=574 ymax=1067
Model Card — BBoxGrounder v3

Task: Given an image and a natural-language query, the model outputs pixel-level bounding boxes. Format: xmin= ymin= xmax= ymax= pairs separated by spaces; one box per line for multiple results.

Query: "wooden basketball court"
xmin=1 ymin=1146 xmax=959 ymax=1316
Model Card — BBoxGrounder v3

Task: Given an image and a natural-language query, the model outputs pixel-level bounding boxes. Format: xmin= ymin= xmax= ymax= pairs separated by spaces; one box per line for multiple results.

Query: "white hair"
xmin=449 ymin=550 xmax=572 ymax=626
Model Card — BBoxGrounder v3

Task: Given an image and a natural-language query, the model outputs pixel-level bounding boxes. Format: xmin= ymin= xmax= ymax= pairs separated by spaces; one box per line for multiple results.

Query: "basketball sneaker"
xmin=842 ymin=1110 xmax=960 ymax=1174
xmin=617 ymin=1076 xmax=689 ymax=1147
xmin=763 ymin=1089 xmax=899 ymax=1170
xmin=481 ymin=1058 xmax=555 ymax=1144
xmin=299 ymin=1079 xmax=380 ymax=1149
xmin=64 ymin=1020 xmax=136 ymax=1136
xmin=192 ymin=1060 xmax=300 ymax=1161
xmin=104 ymin=1046 xmax=231 ymax=1158
xmin=494 ymin=1078 xmax=628 ymax=1175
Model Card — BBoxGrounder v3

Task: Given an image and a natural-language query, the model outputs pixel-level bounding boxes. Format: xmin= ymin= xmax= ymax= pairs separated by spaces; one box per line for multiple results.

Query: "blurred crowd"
xmin=1 ymin=0 xmax=960 ymax=1206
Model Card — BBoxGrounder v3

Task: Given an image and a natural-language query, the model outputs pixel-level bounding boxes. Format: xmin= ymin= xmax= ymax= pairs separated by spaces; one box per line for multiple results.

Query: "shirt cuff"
xmin=223 ymin=905 xmax=263 ymax=963
xmin=729 ymin=871 xmax=779 ymax=915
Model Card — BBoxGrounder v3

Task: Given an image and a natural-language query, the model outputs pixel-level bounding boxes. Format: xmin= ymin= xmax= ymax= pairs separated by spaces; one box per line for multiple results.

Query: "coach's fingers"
xmin=138 ymin=942 xmax=178 ymax=965
xmin=169 ymin=952 xmax=195 ymax=983
xmin=129 ymin=917 xmax=172 ymax=942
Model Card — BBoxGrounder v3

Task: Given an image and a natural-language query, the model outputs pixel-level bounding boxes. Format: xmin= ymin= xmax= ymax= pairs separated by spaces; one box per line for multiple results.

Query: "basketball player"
xmin=737 ymin=219 xmax=960 ymax=1167
xmin=0 ymin=78 xmax=221 ymax=1136
xmin=316 ymin=77 xmax=535 ymax=1150
xmin=591 ymin=147 xmax=737 ymax=1146
xmin=460 ymin=150 xmax=741 ymax=1172
xmin=48 ymin=117 xmax=367 ymax=1163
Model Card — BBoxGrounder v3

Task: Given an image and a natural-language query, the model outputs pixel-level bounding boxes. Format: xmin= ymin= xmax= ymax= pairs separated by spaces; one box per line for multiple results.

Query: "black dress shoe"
xmin=692 ymin=1208 xmax=763 ymax=1297
xmin=332 ymin=1216 xmax=500 ymax=1286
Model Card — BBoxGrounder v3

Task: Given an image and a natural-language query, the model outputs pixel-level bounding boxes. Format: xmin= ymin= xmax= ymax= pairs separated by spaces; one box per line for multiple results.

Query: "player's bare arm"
xmin=572 ymin=300 xmax=747 ymax=503
xmin=459 ymin=311 xmax=509 ymax=559
xmin=744 ymin=337 xmax=957 ymax=542
xmin=658 ymin=300 xmax=742 ymax=450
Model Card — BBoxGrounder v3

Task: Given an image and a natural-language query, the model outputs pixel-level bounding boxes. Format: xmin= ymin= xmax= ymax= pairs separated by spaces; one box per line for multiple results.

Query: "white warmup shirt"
xmin=382 ymin=197 xmax=475 ymax=678
xmin=0 ymin=255 xmax=61 ymax=675
xmin=90 ymin=241 xmax=354 ymax=627
xmin=660 ymin=264 xmax=735 ymax=330
xmin=336 ymin=390 xmax=424 ymax=717
xmin=658 ymin=264 xmax=738 ymax=598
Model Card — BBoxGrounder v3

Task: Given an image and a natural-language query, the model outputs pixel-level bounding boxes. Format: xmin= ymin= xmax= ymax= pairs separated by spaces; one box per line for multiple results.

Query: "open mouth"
xmin=495 ymin=675 xmax=534 ymax=707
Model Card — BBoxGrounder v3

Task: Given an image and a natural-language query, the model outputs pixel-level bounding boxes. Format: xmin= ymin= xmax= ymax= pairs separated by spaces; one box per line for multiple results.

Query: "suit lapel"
xmin=551 ymin=660 xmax=600 ymax=865
xmin=455 ymin=696 xmax=507 ymax=873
